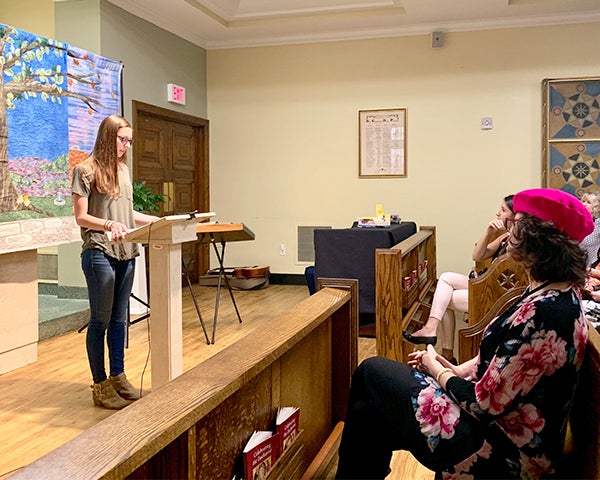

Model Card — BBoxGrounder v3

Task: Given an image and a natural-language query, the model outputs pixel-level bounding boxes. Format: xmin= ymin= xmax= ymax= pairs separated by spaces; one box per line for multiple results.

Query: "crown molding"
xmin=104 ymin=0 xmax=600 ymax=51
xmin=203 ymin=11 xmax=600 ymax=49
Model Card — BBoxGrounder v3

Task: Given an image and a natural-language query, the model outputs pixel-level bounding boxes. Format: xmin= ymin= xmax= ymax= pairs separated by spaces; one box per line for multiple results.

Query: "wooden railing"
xmin=11 ymin=281 xmax=358 ymax=480
xmin=562 ymin=325 xmax=600 ymax=479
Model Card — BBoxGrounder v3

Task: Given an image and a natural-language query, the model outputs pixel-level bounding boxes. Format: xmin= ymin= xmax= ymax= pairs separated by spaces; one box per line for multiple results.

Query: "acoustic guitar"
xmin=234 ymin=265 xmax=270 ymax=279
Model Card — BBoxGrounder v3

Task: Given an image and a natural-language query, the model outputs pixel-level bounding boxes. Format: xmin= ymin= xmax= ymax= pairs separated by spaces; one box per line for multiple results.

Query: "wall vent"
xmin=297 ymin=225 xmax=331 ymax=263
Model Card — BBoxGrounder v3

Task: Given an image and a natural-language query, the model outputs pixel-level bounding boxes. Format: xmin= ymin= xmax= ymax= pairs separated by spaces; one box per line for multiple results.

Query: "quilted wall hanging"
xmin=0 ymin=23 xmax=123 ymax=253
xmin=542 ymin=76 xmax=600 ymax=197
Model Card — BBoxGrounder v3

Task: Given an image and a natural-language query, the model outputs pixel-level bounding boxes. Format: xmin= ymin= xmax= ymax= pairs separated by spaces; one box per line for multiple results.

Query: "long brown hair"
xmin=88 ymin=114 xmax=131 ymax=198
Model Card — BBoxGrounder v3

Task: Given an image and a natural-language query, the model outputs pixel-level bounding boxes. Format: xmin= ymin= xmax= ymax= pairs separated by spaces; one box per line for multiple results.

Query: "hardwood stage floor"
xmin=0 ymin=284 xmax=432 ymax=480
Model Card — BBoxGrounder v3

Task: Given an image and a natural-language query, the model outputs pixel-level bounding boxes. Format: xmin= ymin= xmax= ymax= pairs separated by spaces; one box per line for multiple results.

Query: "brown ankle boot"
xmin=109 ymin=372 xmax=141 ymax=401
xmin=91 ymin=380 xmax=132 ymax=410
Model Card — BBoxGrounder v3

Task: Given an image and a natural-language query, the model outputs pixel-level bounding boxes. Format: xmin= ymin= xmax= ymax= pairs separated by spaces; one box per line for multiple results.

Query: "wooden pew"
xmin=458 ymin=254 xmax=528 ymax=362
xmin=376 ymin=226 xmax=437 ymax=363
xmin=10 ymin=281 xmax=358 ymax=480
xmin=372 ymin=221 xmax=527 ymax=366
xmin=563 ymin=324 xmax=600 ymax=479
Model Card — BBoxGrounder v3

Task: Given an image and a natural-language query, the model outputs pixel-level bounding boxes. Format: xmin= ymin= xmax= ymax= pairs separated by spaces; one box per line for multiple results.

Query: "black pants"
xmin=336 ymin=357 xmax=483 ymax=479
xmin=335 ymin=357 xmax=444 ymax=480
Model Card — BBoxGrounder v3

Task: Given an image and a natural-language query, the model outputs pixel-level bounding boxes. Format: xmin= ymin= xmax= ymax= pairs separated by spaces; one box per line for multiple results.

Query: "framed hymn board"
xmin=542 ymin=77 xmax=600 ymax=196
xmin=359 ymin=108 xmax=407 ymax=178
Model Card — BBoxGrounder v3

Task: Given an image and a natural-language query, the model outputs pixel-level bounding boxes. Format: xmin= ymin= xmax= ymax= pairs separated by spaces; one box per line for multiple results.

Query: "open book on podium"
xmin=115 ymin=212 xmax=216 ymax=244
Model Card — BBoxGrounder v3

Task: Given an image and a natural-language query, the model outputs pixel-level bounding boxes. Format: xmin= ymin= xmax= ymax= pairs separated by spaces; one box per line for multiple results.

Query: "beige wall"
xmin=0 ymin=0 xmax=54 ymax=37
xmin=55 ymin=0 xmax=100 ymax=52
xmin=207 ymin=23 xmax=600 ymax=275
xmin=99 ymin=1 xmax=208 ymax=120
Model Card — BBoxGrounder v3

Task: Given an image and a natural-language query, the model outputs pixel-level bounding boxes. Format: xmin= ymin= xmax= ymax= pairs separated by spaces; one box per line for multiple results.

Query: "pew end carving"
xmin=458 ymin=254 xmax=528 ymax=363
xmin=458 ymin=285 xmax=527 ymax=362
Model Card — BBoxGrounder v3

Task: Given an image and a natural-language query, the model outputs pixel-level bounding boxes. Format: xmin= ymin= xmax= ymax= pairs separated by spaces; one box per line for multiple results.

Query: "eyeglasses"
xmin=117 ymin=136 xmax=133 ymax=147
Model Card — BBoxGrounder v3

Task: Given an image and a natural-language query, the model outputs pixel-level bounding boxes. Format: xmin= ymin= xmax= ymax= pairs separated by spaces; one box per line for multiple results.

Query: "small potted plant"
xmin=132 ymin=180 xmax=166 ymax=214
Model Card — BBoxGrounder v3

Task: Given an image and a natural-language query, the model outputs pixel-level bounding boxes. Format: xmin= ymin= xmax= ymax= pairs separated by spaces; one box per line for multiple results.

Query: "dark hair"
xmin=504 ymin=194 xmax=515 ymax=214
xmin=508 ymin=214 xmax=587 ymax=286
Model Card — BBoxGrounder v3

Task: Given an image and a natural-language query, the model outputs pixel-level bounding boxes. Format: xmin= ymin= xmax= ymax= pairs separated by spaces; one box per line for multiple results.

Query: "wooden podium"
xmin=122 ymin=212 xmax=215 ymax=390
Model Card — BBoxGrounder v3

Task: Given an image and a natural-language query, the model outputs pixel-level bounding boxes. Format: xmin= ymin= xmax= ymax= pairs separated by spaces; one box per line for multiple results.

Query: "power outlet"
xmin=279 ymin=244 xmax=286 ymax=256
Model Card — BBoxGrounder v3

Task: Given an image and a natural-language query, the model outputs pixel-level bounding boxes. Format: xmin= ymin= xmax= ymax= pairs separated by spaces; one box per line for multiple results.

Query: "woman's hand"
xmin=488 ymin=218 xmax=505 ymax=232
xmin=409 ymin=346 xmax=477 ymax=380
xmin=407 ymin=349 xmax=426 ymax=369
xmin=420 ymin=344 xmax=444 ymax=375
xmin=408 ymin=345 xmax=444 ymax=376
xmin=473 ymin=220 xmax=508 ymax=262
xmin=134 ymin=210 xmax=160 ymax=226
xmin=589 ymin=267 xmax=600 ymax=280
xmin=108 ymin=221 xmax=129 ymax=241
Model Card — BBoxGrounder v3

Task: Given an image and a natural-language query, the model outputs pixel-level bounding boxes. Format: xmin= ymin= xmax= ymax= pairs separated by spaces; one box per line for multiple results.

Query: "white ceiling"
xmin=101 ymin=0 xmax=600 ymax=49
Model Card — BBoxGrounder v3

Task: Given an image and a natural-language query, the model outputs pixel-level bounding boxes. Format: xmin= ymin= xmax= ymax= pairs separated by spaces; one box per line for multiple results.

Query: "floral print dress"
xmin=410 ymin=286 xmax=588 ymax=479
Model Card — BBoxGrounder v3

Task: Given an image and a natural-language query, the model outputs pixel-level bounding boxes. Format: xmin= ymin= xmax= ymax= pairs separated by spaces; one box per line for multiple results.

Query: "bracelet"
xmin=435 ymin=368 xmax=453 ymax=384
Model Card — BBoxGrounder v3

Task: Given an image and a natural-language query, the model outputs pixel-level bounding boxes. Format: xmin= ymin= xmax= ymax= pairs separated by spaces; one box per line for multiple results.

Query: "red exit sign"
xmin=167 ymin=83 xmax=186 ymax=105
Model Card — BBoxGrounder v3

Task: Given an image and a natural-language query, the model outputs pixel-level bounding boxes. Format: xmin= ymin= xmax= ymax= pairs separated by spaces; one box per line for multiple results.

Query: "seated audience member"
xmin=335 ymin=188 xmax=592 ymax=480
xmin=581 ymin=246 xmax=600 ymax=327
xmin=580 ymin=190 xmax=600 ymax=267
xmin=402 ymin=195 xmax=515 ymax=362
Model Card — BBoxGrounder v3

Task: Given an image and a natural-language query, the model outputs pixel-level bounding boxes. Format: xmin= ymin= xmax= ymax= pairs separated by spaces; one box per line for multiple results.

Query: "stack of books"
xmin=242 ymin=406 xmax=300 ymax=480
xmin=356 ymin=216 xmax=391 ymax=228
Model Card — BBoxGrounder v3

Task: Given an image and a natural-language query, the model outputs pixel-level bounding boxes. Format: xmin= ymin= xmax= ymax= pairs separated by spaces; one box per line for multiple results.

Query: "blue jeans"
xmin=82 ymin=249 xmax=135 ymax=383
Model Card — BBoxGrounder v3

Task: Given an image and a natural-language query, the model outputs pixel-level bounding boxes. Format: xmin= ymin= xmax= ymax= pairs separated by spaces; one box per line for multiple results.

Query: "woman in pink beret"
xmin=336 ymin=188 xmax=592 ymax=480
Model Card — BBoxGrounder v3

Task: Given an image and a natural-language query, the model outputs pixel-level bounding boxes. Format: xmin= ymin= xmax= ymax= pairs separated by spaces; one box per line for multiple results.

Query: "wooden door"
xmin=132 ymin=101 xmax=209 ymax=282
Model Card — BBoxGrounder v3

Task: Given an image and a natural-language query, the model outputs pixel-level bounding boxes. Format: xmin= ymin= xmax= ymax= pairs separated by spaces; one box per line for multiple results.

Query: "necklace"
xmin=518 ymin=280 xmax=554 ymax=303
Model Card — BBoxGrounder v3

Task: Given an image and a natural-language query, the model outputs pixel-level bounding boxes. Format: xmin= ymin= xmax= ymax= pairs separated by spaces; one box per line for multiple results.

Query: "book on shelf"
xmin=275 ymin=406 xmax=300 ymax=455
xmin=243 ymin=430 xmax=278 ymax=480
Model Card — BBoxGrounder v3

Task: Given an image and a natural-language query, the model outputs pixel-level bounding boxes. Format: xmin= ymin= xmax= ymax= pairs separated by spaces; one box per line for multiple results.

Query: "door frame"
xmin=131 ymin=100 xmax=210 ymax=279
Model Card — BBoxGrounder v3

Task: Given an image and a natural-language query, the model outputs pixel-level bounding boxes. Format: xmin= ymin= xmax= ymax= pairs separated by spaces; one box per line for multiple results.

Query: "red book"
xmin=243 ymin=431 xmax=278 ymax=480
xmin=276 ymin=407 xmax=300 ymax=455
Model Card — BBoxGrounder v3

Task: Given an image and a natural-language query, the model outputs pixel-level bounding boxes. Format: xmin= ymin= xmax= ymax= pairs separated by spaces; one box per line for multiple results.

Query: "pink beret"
xmin=513 ymin=188 xmax=594 ymax=242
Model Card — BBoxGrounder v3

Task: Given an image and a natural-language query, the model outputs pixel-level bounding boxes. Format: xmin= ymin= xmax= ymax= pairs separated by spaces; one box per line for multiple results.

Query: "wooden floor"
xmin=0 ymin=284 xmax=433 ymax=480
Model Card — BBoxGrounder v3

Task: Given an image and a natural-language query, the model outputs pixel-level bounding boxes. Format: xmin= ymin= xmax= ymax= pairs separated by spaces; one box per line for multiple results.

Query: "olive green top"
xmin=71 ymin=159 xmax=139 ymax=260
